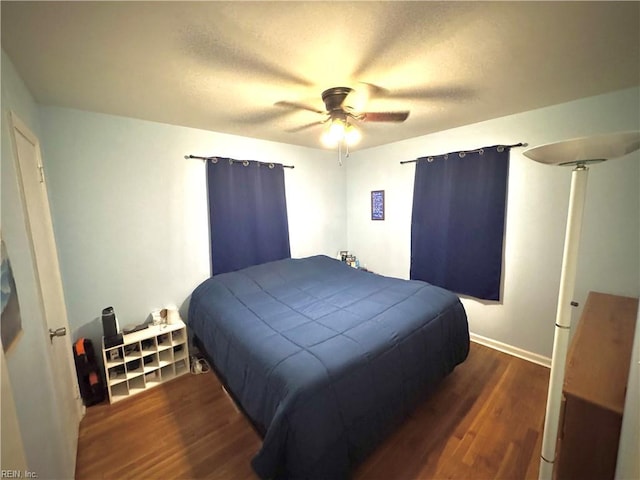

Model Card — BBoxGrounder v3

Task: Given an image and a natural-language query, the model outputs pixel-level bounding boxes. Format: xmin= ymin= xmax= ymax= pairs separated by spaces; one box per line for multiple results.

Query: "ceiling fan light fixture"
xmin=280 ymin=84 xmax=410 ymax=150
xmin=321 ymin=129 xmax=339 ymax=147
xmin=321 ymin=118 xmax=360 ymax=147
xmin=328 ymin=118 xmax=346 ymax=138
xmin=321 ymin=119 xmax=343 ymax=147
xmin=344 ymin=123 xmax=361 ymax=146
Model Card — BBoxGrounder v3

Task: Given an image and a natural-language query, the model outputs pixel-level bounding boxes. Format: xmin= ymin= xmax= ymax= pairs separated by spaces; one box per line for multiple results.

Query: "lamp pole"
xmin=538 ymin=163 xmax=589 ymax=479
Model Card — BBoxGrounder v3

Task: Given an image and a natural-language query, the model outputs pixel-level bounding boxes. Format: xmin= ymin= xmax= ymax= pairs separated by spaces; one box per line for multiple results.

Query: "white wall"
xmin=37 ymin=107 xmax=345 ymax=354
xmin=1 ymin=50 xmax=73 ymax=478
xmin=345 ymin=87 xmax=640 ymax=360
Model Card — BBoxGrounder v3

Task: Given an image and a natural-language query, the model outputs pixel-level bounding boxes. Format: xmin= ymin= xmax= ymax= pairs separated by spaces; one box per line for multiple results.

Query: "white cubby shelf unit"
xmin=101 ymin=320 xmax=190 ymax=403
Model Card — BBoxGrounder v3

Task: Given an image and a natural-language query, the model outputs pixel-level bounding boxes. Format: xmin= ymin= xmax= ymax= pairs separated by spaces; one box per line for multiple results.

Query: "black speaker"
xmin=101 ymin=306 xmax=119 ymax=338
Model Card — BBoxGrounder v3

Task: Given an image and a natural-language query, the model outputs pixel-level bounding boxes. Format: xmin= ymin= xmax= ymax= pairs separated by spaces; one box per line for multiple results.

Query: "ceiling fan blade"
xmin=275 ymin=101 xmax=325 ymax=115
xmin=285 ymin=120 xmax=326 ymax=133
xmin=343 ymin=89 xmax=366 ymax=112
xmin=358 ymin=82 xmax=390 ymax=99
xmin=385 ymin=86 xmax=474 ymax=101
xmin=360 ymin=111 xmax=410 ymax=122
xmin=183 ymin=30 xmax=313 ymax=88
xmin=232 ymin=109 xmax=297 ymax=124
xmin=343 ymin=82 xmax=388 ymax=112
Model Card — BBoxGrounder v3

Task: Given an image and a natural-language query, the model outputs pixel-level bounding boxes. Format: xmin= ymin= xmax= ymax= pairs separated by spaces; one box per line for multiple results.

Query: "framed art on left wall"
xmin=1 ymin=238 xmax=23 ymax=353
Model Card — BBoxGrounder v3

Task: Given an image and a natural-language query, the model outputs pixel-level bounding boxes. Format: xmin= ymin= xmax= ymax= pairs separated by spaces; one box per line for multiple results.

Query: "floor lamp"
xmin=523 ymin=131 xmax=640 ymax=480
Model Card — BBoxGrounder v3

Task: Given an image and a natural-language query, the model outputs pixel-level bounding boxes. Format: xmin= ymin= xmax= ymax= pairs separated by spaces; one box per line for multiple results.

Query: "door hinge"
xmin=37 ymin=164 xmax=45 ymax=183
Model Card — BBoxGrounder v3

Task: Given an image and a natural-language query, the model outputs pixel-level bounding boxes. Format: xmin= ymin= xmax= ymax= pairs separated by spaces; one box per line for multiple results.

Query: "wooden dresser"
xmin=555 ymin=291 xmax=638 ymax=480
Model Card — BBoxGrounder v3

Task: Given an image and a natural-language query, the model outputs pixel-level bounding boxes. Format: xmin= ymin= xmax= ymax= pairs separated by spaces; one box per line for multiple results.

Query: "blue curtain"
xmin=410 ymin=146 xmax=510 ymax=301
xmin=207 ymin=158 xmax=291 ymax=275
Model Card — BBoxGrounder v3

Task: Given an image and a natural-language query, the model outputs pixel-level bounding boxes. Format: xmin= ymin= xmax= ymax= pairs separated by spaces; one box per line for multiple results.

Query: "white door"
xmin=9 ymin=111 xmax=84 ymax=475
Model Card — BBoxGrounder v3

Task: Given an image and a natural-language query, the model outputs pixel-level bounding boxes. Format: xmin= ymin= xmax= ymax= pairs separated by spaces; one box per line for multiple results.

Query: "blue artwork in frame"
xmin=1 ymin=239 xmax=22 ymax=352
xmin=371 ymin=190 xmax=385 ymax=221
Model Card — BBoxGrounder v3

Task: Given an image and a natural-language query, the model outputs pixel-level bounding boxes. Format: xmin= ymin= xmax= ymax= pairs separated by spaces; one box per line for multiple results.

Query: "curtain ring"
xmin=228 ymin=158 xmax=233 ymax=165
xmin=444 ymin=154 xmax=449 ymax=160
xmin=242 ymin=160 xmax=249 ymax=166
xmin=497 ymin=146 xmax=505 ymax=152
xmin=479 ymin=148 xmax=484 ymax=155
xmin=211 ymin=158 xmax=218 ymax=164
xmin=427 ymin=157 xmax=434 ymax=163
xmin=459 ymin=152 xmax=466 ymax=158
xmin=269 ymin=163 xmax=275 ymax=169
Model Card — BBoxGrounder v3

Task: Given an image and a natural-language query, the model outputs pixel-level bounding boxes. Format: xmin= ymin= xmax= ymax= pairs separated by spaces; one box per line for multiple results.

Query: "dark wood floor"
xmin=75 ymin=343 xmax=549 ymax=479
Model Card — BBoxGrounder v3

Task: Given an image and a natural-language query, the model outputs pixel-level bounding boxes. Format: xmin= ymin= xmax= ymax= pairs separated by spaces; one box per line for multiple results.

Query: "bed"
xmin=188 ymin=255 xmax=469 ymax=479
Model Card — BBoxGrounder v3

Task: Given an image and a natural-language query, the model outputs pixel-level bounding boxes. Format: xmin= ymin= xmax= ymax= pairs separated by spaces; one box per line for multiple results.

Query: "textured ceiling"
xmin=2 ymin=1 xmax=639 ymax=150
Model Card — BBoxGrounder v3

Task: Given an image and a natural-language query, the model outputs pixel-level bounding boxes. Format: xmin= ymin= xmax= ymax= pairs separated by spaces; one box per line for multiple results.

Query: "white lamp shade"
xmin=523 ymin=131 xmax=640 ymax=166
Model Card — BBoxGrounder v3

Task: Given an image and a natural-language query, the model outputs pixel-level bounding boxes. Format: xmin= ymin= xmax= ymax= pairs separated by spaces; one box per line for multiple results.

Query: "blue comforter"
xmin=188 ymin=255 xmax=469 ymax=479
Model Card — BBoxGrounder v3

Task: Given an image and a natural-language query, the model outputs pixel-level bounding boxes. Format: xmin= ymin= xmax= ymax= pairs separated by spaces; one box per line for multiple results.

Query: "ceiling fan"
xmin=275 ymin=84 xmax=410 ymax=147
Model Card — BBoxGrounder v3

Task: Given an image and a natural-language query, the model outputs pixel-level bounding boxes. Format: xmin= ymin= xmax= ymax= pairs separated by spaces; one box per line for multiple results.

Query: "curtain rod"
xmin=185 ymin=154 xmax=295 ymax=169
xmin=399 ymin=142 xmax=527 ymax=165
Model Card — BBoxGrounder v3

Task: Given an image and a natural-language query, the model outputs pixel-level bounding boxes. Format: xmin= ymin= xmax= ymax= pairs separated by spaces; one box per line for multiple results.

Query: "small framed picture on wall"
xmin=371 ymin=190 xmax=385 ymax=221
xmin=1 ymin=238 xmax=23 ymax=353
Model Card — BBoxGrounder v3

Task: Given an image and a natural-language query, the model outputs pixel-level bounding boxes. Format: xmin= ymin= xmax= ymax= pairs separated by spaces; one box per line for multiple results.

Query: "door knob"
xmin=49 ymin=327 xmax=67 ymax=343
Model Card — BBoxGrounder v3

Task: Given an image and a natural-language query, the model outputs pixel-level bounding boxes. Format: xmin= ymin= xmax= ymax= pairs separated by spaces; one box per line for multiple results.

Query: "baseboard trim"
xmin=470 ymin=333 xmax=551 ymax=368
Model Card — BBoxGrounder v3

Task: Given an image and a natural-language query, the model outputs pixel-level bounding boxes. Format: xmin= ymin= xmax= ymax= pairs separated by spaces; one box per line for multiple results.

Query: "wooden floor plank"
xmin=75 ymin=342 xmax=548 ymax=479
